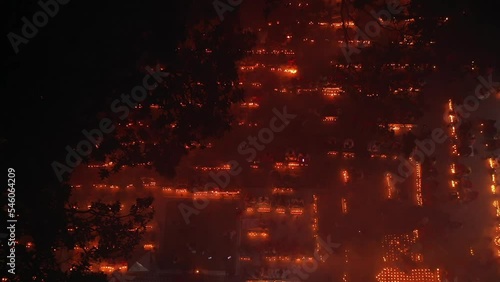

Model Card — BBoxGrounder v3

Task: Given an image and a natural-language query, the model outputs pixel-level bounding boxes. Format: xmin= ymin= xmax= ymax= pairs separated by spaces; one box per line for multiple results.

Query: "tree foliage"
xmin=1 ymin=0 xmax=255 ymax=281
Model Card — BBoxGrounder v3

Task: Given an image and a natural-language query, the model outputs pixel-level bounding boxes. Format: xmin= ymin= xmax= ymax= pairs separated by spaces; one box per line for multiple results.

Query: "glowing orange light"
xmin=494 ymin=236 xmax=500 ymax=247
xmin=342 ymin=170 xmax=349 ymax=184
xmin=416 ymin=163 xmax=423 ymax=206
xmin=341 ymin=198 xmax=348 ymax=214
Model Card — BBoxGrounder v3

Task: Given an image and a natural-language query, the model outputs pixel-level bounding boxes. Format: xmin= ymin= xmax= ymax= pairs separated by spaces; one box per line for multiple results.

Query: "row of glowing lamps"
xmin=240 ymin=256 xmax=315 ymax=264
xmin=239 ymin=64 xmax=297 ymax=75
xmin=274 ymin=161 xmax=308 ymax=170
xmin=87 ymin=183 xmax=135 ymax=190
xmin=488 ymin=158 xmax=500 ymax=254
xmin=264 ymin=19 xmax=355 ymax=28
xmin=328 ymin=151 xmax=355 ymax=159
xmin=162 ymin=188 xmax=241 ymax=198
xmin=448 ymin=100 xmax=461 ymax=200
xmin=195 ymin=163 xmax=307 ymax=171
xmin=376 ymin=268 xmax=441 ymax=282
xmin=386 ymin=173 xmax=394 ymax=200
xmin=194 ymin=164 xmax=231 ymax=171
xmin=331 ymin=152 xmax=398 ymax=160
xmin=415 ymin=161 xmax=423 ymax=206
xmin=341 ymin=170 xmax=350 ymax=215
xmin=275 ymin=86 xmax=343 ymax=97
xmin=312 ymin=194 xmax=325 ymax=262
xmin=245 ymin=206 xmax=303 ymax=215
xmin=248 ymin=49 xmax=295 ymax=55
xmin=332 ymin=63 xmax=437 ymax=71
xmin=88 ymin=161 xmax=151 ymax=168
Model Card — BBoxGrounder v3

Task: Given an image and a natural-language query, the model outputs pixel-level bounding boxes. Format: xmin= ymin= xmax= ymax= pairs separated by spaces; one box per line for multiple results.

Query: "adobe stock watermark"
xmin=7 ymin=0 xmax=70 ymax=54
xmin=178 ymin=106 xmax=297 ymax=224
xmin=341 ymin=0 xmax=404 ymax=63
xmin=281 ymin=235 xmax=339 ymax=281
xmin=213 ymin=0 xmax=243 ymax=21
xmin=51 ymin=66 xmax=169 ymax=182
xmin=388 ymin=74 xmax=500 ymax=185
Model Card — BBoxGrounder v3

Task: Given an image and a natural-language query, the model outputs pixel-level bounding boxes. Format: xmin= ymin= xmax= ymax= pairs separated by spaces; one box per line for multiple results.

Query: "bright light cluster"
xmin=143 ymin=244 xmax=154 ymax=250
xmin=447 ymin=99 xmax=461 ymax=199
xmin=328 ymin=152 xmax=356 ymax=158
xmin=265 ymin=256 xmax=313 ymax=263
xmin=488 ymin=157 xmax=500 ymax=257
xmin=386 ymin=173 xmax=394 ymax=199
xmin=272 ymin=188 xmax=294 ymax=194
xmin=341 ymin=198 xmax=348 ymax=214
xmin=97 ymin=264 xmax=127 ymax=273
xmin=322 ymin=87 xmax=343 ymax=97
xmin=371 ymin=154 xmax=398 ymax=160
xmin=388 ymin=124 xmax=415 ymax=132
xmin=194 ymin=164 xmax=231 ymax=171
xmin=323 ymin=116 xmax=338 ymax=123
xmin=415 ymin=162 xmax=423 ymax=206
xmin=249 ymin=49 xmax=295 ymax=55
xmin=382 ymin=230 xmax=421 ymax=263
xmin=274 ymin=161 xmax=308 ymax=170
xmin=376 ymin=268 xmax=441 ymax=282
xmin=342 ymin=170 xmax=349 ymax=184
xmin=240 ymin=102 xmax=260 ymax=108
xmin=312 ymin=194 xmax=323 ymax=261
xmin=247 ymin=231 xmax=269 ymax=238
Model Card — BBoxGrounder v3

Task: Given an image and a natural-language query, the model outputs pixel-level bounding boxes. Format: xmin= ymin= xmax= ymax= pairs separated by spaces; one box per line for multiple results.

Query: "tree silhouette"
xmin=1 ymin=0 xmax=255 ymax=281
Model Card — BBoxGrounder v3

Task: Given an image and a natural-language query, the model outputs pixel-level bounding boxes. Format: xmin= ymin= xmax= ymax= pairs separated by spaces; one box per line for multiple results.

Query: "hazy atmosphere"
xmin=3 ymin=0 xmax=500 ymax=281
